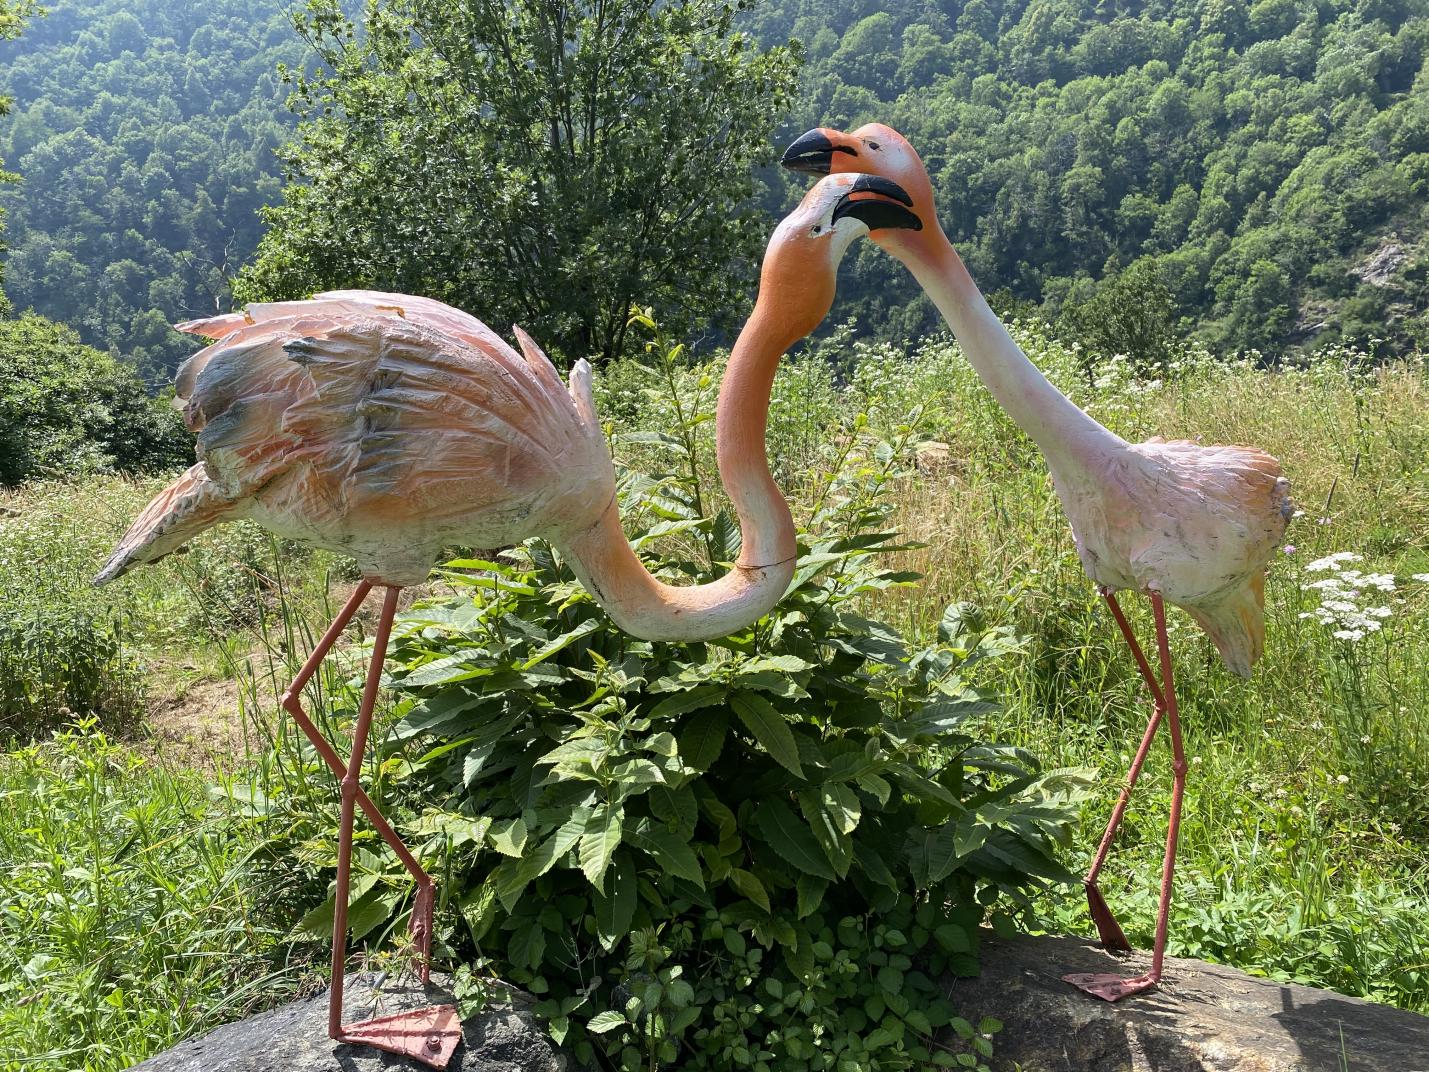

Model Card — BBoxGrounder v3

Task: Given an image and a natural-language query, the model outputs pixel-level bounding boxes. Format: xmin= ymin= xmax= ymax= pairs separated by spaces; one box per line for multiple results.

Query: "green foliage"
xmin=749 ymin=0 xmax=1429 ymax=358
xmin=0 ymin=0 xmax=303 ymax=381
xmin=237 ymin=0 xmax=800 ymax=365
xmin=0 ymin=0 xmax=36 ymax=309
xmin=0 ymin=606 xmax=144 ymax=733
xmin=1061 ymin=259 xmax=1182 ymax=376
xmin=0 ymin=723 xmax=295 ymax=1072
xmin=0 ymin=313 xmax=191 ymax=485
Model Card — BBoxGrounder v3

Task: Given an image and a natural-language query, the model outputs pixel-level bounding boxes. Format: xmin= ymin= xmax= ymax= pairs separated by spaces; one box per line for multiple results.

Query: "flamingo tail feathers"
xmin=1184 ymin=572 xmax=1266 ymax=678
xmin=94 ymin=464 xmax=236 ymax=585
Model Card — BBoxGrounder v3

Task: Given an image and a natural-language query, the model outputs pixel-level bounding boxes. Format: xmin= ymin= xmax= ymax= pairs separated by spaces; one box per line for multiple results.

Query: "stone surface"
xmin=944 ymin=934 xmax=1429 ymax=1072
xmin=129 ymin=972 xmax=585 ymax=1072
xmin=1353 ymin=241 xmax=1407 ymax=286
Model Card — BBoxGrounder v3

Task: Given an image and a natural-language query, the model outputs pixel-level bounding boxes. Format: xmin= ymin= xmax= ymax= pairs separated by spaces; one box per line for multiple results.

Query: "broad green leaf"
xmin=678 ymin=707 xmax=728 ymax=771
xmin=821 ymin=782 xmax=861 ymax=835
xmin=796 ymin=789 xmax=851 ymax=878
xmin=730 ymin=691 xmax=803 ymax=778
xmin=650 ymin=684 xmax=726 ymax=720
xmin=796 ymin=874 xmax=826 ymax=918
xmin=594 ymin=855 xmax=636 ymax=949
xmin=853 ymin=840 xmax=898 ymax=889
xmin=510 ymin=921 xmax=546 ymax=970
xmin=587 ymin=1010 xmax=626 ymax=1034
xmin=400 ymin=651 xmax=492 ymax=688
xmin=487 ymin=817 xmax=528 ymax=857
xmin=909 ymin=820 xmax=960 ymax=889
xmin=521 ymin=617 xmax=602 ymax=668
xmin=728 ymin=867 xmax=771 ymax=913
xmin=753 ymin=799 xmax=833 ymax=880
xmin=629 ymin=821 xmax=704 ymax=887
xmin=579 ymin=803 xmax=625 ymax=890
xmin=648 ymin=784 xmax=698 ymax=833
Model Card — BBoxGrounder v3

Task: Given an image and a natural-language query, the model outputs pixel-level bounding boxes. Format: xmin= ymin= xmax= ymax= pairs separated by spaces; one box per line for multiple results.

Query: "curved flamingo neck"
xmin=902 ymin=232 xmax=1126 ymax=467
xmin=554 ymin=303 xmax=797 ymax=642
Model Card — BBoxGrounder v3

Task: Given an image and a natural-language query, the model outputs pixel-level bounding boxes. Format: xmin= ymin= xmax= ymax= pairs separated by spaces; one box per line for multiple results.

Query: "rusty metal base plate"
xmin=340 ymin=1003 xmax=462 ymax=1068
xmin=1063 ymin=971 xmax=1158 ymax=1003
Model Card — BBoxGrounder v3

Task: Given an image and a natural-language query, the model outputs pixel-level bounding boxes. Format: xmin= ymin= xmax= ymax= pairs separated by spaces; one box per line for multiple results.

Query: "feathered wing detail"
xmin=1126 ymin=439 xmax=1292 ymax=675
xmin=94 ymin=464 xmax=237 ymax=584
xmin=1185 ymin=572 xmax=1265 ymax=678
xmin=102 ymin=295 xmax=613 ymax=587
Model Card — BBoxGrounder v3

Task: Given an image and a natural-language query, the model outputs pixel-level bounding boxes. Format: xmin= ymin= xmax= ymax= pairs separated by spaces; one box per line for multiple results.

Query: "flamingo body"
xmin=783 ymin=124 xmax=1292 ymax=1000
xmin=97 ymin=290 xmax=615 ymax=588
xmin=1051 ymin=437 xmax=1291 ymax=676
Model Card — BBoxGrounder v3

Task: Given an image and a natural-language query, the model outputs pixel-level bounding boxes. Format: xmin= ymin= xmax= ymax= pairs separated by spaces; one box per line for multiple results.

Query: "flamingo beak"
xmin=781 ymin=128 xmax=859 ymax=174
xmin=834 ymin=176 xmax=922 ymax=232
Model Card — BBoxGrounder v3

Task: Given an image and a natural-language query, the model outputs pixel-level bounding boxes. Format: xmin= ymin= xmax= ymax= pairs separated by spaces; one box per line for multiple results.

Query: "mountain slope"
xmin=0 ymin=0 xmax=301 ymax=381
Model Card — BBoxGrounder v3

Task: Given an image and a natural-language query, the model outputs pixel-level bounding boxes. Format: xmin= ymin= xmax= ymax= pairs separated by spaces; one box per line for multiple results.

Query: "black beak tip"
xmin=781 ymin=129 xmax=841 ymax=174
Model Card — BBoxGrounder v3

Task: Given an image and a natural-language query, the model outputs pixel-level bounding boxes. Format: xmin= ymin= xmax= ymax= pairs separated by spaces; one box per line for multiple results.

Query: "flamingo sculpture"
xmin=783 ymin=125 xmax=1292 ymax=1001
xmin=94 ymin=172 xmax=922 ymax=1066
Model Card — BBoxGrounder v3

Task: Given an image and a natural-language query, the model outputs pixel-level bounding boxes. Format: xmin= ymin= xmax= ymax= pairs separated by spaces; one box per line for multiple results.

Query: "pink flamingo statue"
xmin=96 ymin=173 xmax=923 ymax=1065
xmin=784 ymin=126 xmax=1292 ymax=1001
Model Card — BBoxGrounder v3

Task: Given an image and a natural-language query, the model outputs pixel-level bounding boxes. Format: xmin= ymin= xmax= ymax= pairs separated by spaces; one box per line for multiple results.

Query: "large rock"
xmin=944 ymin=934 xmax=1429 ymax=1072
xmin=129 ymin=972 xmax=585 ymax=1071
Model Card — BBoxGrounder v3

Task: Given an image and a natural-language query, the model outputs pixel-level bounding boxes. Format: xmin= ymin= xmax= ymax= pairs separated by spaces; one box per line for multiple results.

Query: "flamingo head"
xmin=781 ymin=123 xmax=941 ymax=264
xmin=758 ymin=171 xmax=922 ymax=339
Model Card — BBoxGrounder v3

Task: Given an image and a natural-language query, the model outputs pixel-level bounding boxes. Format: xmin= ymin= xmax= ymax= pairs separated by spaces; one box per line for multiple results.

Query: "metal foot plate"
xmin=1063 ymin=971 xmax=1158 ymax=1002
xmin=339 ymin=1003 xmax=462 ymax=1068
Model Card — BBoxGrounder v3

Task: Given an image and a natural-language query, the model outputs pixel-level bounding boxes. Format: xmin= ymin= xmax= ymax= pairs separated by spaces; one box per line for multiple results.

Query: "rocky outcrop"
xmin=128 ymin=972 xmax=585 ymax=1071
xmin=944 ymin=934 xmax=1429 ymax=1072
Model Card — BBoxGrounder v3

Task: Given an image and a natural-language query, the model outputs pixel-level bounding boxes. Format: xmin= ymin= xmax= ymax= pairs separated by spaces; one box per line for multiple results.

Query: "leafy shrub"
xmin=273 ymin=333 xmax=1088 ymax=1071
xmin=0 ymin=313 xmax=190 ymax=487
xmin=0 ymin=605 xmax=144 ymax=732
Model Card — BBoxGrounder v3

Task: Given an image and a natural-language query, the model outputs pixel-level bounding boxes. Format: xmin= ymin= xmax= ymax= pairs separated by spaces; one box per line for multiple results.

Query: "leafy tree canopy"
xmin=0 ymin=313 xmax=190 ymax=486
xmin=236 ymin=0 xmax=801 ymax=365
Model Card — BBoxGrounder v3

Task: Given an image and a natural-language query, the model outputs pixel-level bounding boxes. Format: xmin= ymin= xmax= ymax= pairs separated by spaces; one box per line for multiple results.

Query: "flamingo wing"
xmin=179 ymin=303 xmax=606 ymax=538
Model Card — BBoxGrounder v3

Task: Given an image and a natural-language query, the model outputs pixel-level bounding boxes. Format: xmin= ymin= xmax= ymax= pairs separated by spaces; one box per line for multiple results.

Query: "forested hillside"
xmin=0 ymin=0 xmax=301 ymax=382
xmin=4 ymin=0 xmax=1429 ymax=371
xmin=751 ymin=0 xmax=1429 ymax=357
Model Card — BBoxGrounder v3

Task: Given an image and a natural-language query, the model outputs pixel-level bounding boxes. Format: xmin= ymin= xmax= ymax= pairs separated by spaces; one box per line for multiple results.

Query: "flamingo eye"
xmin=865 ymin=140 xmax=881 ymax=150
xmin=810 ymin=224 xmax=822 ymax=235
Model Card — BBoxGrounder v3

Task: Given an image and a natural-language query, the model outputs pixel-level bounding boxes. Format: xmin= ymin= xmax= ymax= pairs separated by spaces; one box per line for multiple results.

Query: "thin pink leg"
xmin=1080 ymin=589 xmax=1166 ymax=951
xmin=1146 ymin=591 xmax=1187 ymax=986
xmin=279 ymin=584 xmax=438 ymax=984
xmin=1065 ymin=590 xmax=1186 ymax=1002
xmin=283 ymin=584 xmax=459 ymax=1068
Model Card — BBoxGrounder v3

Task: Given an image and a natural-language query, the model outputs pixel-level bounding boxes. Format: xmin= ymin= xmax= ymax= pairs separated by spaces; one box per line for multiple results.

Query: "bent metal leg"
xmin=1065 ymin=590 xmax=1187 ymax=1002
xmin=280 ymin=583 xmax=461 ymax=1067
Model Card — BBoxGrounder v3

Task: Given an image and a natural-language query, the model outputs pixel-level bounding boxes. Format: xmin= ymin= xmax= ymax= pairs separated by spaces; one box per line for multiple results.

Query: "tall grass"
xmin=0 ymin=723 xmax=308 ymax=1072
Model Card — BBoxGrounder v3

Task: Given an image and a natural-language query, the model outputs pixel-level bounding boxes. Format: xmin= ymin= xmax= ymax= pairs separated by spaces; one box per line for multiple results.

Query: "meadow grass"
xmin=0 ymin=328 xmax=1427 ymax=1067
xmin=0 ymin=723 xmax=311 ymax=1072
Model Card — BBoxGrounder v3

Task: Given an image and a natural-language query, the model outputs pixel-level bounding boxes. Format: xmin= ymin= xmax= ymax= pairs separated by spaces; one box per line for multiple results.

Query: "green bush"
xmin=268 ymin=332 xmax=1088 ymax=1071
xmin=0 ymin=313 xmax=190 ymax=487
xmin=0 ymin=605 xmax=144 ymax=733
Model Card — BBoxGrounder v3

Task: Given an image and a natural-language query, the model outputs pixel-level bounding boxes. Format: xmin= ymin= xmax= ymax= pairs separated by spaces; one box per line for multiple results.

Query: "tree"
xmin=237 ymin=0 xmax=801 ymax=365
xmin=1063 ymin=259 xmax=1182 ymax=376
xmin=0 ymin=314 xmax=191 ymax=486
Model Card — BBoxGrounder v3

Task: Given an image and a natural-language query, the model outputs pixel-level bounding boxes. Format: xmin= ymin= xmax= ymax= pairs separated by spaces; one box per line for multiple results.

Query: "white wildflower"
xmin=1305 ymin=551 xmax=1361 ymax=572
